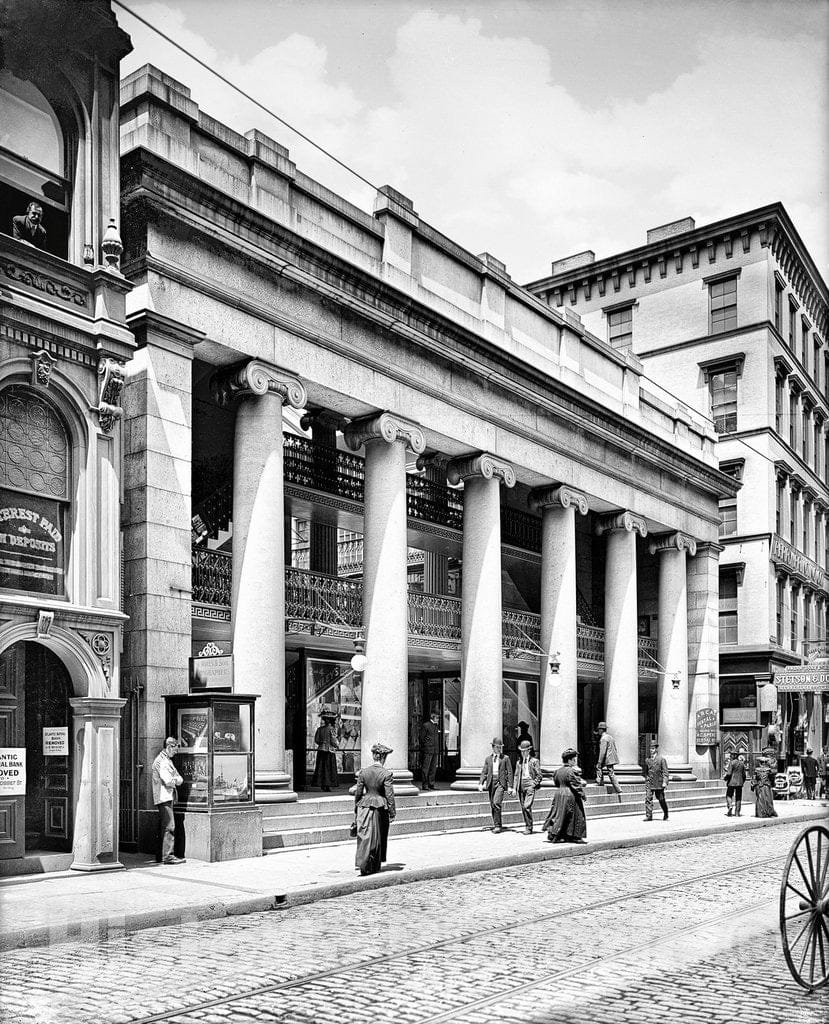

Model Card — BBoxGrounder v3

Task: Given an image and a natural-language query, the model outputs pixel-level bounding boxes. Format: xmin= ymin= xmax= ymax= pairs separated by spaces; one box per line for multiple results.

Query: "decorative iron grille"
xmin=192 ymin=548 xmax=232 ymax=606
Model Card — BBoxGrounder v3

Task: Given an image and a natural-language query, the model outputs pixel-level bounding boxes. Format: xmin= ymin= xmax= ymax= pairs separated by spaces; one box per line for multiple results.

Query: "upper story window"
xmin=788 ymin=300 xmax=798 ymax=350
xmin=710 ymin=369 xmax=737 ymax=433
xmin=775 ymin=476 xmax=785 ymax=534
xmin=814 ymin=340 xmax=822 ymax=391
xmin=607 ymin=305 xmax=633 ymax=350
xmin=709 ymin=276 xmax=738 ymax=335
xmin=802 ymin=404 xmax=811 ymax=462
xmin=775 ymin=375 xmax=784 ymax=433
xmin=0 ymin=69 xmax=69 ymax=259
xmin=0 ymin=385 xmax=70 ymax=597
xmin=718 ymin=460 xmax=743 ymax=538
xmin=719 ymin=569 xmax=739 ymax=645
xmin=790 ymin=486 xmax=799 ymax=543
xmin=801 ymin=318 xmax=810 ymax=371
xmin=789 ymin=389 xmax=799 ymax=449
xmin=774 ymin=279 xmax=784 ymax=334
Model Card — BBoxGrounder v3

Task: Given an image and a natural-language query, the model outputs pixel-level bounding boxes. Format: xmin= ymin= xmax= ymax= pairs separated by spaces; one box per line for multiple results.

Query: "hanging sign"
xmin=695 ymin=707 xmax=719 ymax=745
xmin=0 ymin=489 xmax=65 ymax=596
xmin=43 ymin=727 xmax=69 ymax=756
xmin=0 ymin=749 xmax=26 ymax=795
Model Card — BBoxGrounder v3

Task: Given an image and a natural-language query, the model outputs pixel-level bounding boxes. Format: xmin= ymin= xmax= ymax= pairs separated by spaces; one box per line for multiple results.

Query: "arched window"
xmin=0 ymin=385 xmax=70 ymax=596
xmin=0 ymin=69 xmax=69 ymax=258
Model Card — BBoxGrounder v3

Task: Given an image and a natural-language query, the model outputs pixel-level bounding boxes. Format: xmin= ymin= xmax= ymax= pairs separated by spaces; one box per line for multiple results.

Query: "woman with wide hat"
xmin=352 ymin=742 xmax=396 ymax=875
xmin=543 ymin=747 xmax=587 ymax=844
xmin=311 ymin=708 xmax=339 ymax=792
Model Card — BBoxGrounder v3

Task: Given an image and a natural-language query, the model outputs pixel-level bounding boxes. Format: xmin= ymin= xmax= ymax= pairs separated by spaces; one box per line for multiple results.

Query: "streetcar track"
xmin=124 ymin=855 xmax=787 ymax=1024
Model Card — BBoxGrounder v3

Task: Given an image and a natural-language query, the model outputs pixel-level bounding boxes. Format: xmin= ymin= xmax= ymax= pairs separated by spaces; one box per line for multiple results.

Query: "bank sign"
xmin=0 ymin=489 xmax=65 ymax=596
xmin=0 ymin=749 xmax=26 ymax=795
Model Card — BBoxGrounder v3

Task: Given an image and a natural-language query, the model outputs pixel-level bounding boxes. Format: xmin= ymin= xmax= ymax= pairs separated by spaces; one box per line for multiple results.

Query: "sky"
xmin=116 ymin=0 xmax=828 ymax=283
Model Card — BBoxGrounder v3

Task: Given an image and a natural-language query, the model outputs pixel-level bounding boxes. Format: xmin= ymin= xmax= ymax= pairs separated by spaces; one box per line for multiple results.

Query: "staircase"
xmin=262 ymin=779 xmax=732 ymax=851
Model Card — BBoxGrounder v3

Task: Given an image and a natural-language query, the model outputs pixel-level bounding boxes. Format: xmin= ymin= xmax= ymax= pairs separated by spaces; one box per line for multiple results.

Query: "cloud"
xmin=121 ymin=6 xmax=828 ymax=281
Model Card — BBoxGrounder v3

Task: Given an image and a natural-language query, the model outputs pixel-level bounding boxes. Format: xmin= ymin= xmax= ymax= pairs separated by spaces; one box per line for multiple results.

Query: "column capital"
xmin=595 ymin=510 xmax=648 ymax=538
xmin=212 ymin=359 xmax=306 ymax=410
xmin=447 ymin=452 xmax=516 ymax=488
xmin=529 ymin=484 xmax=588 ymax=515
xmin=343 ymin=411 xmax=426 ymax=454
xmin=694 ymin=541 xmax=725 ymax=557
xmin=299 ymin=407 xmax=346 ymax=433
xmin=648 ymin=531 xmax=698 ymax=557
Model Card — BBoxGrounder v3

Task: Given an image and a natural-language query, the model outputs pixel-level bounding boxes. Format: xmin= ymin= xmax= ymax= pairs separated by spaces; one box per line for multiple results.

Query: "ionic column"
xmin=530 ymin=485 xmax=589 ymax=781
xmin=214 ymin=360 xmax=306 ymax=803
xmin=649 ymin=532 xmax=697 ymax=780
xmin=345 ymin=412 xmax=425 ymax=795
xmin=596 ymin=510 xmax=648 ymax=779
xmin=447 ymin=453 xmax=516 ymax=789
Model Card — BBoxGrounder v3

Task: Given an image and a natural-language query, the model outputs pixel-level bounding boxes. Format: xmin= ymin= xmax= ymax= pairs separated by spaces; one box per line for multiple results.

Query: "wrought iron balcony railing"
xmin=284 ymin=567 xmax=363 ymax=628
xmin=192 ymin=548 xmax=232 ymax=606
xmin=408 ymin=591 xmax=462 ymax=641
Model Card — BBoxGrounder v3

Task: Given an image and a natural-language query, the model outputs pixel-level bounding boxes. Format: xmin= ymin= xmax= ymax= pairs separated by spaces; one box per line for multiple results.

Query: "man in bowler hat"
xmin=595 ymin=721 xmax=622 ymax=798
xmin=420 ymin=711 xmax=441 ymax=791
xmin=643 ymin=741 xmax=669 ymax=821
xmin=478 ymin=738 xmax=514 ymax=833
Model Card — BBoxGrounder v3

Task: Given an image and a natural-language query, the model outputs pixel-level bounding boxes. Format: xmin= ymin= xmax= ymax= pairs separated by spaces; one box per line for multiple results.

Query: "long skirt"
xmin=754 ymin=782 xmax=777 ymax=818
xmin=355 ymin=806 xmax=390 ymax=875
xmin=311 ymin=750 xmax=338 ymax=789
xmin=543 ymin=788 xmax=587 ymax=841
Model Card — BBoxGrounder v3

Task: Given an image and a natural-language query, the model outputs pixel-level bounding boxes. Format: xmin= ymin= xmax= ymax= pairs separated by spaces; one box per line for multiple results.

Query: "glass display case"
xmin=164 ymin=694 xmax=256 ymax=809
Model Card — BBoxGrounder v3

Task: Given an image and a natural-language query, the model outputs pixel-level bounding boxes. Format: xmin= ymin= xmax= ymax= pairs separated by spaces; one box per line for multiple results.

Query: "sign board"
xmin=0 ymin=748 xmax=26 ymax=795
xmin=43 ymin=727 xmax=68 ymax=756
xmin=190 ymin=656 xmax=233 ymax=691
xmin=0 ymin=489 xmax=65 ymax=596
xmin=774 ymin=667 xmax=829 ymax=693
xmin=722 ymin=707 xmax=758 ymax=725
xmin=695 ymin=708 xmax=719 ymax=745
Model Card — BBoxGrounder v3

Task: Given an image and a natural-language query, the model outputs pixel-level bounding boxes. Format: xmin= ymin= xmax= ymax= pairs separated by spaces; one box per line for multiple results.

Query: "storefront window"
xmin=720 ymin=680 xmax=757 ymax=725
xmin=305 ymin=657 xmax=362 ymax=776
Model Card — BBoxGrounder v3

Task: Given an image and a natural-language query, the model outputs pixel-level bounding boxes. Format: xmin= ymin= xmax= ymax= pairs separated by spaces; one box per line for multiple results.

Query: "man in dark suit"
xmin=643 ymin=741 xmax=669 ymax=821
xmin=800 ymin=748 xmax=819 ymax=800
xmin=12 ymin=201 xmax=47 ymax=249
xmin=420 ymin=711 xmax=441 ymax=791
xmin=478 ymin=737 xmax=514 ymax=833
xmin=724 ymin=751 xmax=747 ymax=816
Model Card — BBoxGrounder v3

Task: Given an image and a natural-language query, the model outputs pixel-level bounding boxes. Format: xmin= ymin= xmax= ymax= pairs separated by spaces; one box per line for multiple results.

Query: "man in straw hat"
xmin=514 ymin=738 xmax=543 ymax=834
xmin=478 ymin=737 xmax=515 ymax=833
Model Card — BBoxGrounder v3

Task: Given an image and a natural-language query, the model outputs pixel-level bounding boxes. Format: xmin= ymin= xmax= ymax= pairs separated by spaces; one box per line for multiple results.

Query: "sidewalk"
xmin=2 ymin=800 xmax=826 ymax=952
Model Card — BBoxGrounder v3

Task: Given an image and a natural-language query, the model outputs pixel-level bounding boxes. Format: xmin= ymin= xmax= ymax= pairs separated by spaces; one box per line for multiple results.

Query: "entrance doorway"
xmin=0 ymin=641 xmax=73 ymax=855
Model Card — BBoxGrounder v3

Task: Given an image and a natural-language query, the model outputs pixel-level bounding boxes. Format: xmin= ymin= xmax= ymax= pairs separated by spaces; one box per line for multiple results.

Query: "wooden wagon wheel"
xmin=780 ymin=824 xmax=829 ymax=991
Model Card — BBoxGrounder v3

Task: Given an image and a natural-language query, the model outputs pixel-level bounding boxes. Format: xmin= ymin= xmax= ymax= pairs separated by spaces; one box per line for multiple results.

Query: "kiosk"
xmin=164 ymin=693 xmax=262 ymax=861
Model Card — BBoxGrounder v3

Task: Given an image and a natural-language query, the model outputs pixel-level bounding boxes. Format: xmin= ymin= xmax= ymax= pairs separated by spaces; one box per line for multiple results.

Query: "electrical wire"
xmin=111 ymin=0 xmax=378 ymax=192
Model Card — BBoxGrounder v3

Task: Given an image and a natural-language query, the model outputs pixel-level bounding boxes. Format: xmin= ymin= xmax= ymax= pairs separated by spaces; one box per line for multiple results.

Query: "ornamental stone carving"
xmin=30 ymin=349 xmax=56 ymax=388
xmin=94 ymin=357 xmax=126 ymax=434
xmin=100 ymin=218 xmax=124 ymax=271
xmin=344 ymin=411 xmax=426 ymax=454
xmin=446 ymin=452 xmax=516 ymax=488
xmin=529 ymin=484 xmax=589 ymax=516
xmin=595 ymin=510 xmax=648 ymax=538
xmin=212 ymin=359 xmax=307 ymax=410
xmin=648 ymin=531 xmax=698 ymax=557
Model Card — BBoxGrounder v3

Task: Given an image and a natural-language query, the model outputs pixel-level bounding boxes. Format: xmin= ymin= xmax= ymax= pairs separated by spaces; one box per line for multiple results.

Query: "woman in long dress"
xmin=311 ymin=712 xmax=339 ymax=791
xmin=543 ymin=747 xmax=587 ymax=843
xmin=353 ymin=742 xmax=396 ymax=875
xmin=751 ymin=755 xmax=778 ymax=818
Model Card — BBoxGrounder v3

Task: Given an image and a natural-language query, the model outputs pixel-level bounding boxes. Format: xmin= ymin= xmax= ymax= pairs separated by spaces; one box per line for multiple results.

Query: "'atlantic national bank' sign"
xmin=0 ymin=489 xmax=65 ymax=596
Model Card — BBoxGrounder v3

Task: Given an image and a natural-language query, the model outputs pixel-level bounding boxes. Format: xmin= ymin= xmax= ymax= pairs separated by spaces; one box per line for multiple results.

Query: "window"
xmin=710 ymin=276 xmax=738 ymax=334
xmin=718 ymin=460 xmax=743 ymax=538
xmin=803 ymin=593 xmax=811 ymax=648
xmin=774 ymin=280 xmax=784 ymax=333
xmin=607 ymin=306 xmax=633 ymax=350
xmin=802 ymin=319 xmax=810 ymax=370
xmin=802 ymin=406 xmax=810 ymax=462
xmin=789 ymin=391 xmax=798 ymax=449
xmin=775 ymin=376 xmax=784 ymax=433
xmin=0 ymin=69 xmax=69 ymax=259
xmin=775 ymin=476 xmax=785 ymax=534
xmin=815 ymin=341 xmax=822 ymax=390
xmin=719 ymin=572 xmax=738 ymax=645
xmin=776 ymin=577 xmax=785 ymax=644
xmin=825 ymin=352 xmax=829 ymax=402
xmin=803 ymin=497 xmax=811 ymax=553
xmin=710 ymin=370 xmax=737 ymax=433
xmin=814 ymin=419 xmax=822 ymax=476
xmin=790 ymin=487 xmax=799 ymax=544
xmin=788 ymin=301 xmax=797 ymax=349
xmin=791 ymin=584 xmax=799 ymax=652
xmin=0 ymin=385 xmax=70 ymax=596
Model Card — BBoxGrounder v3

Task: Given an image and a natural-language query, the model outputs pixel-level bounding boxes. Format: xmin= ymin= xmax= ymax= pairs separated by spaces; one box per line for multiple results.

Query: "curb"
xmin=4 ymin=809 xmax=825 ymax=952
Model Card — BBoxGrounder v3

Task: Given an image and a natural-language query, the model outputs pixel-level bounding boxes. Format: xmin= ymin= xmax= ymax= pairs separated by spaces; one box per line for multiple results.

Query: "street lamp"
xmin=350 ymin=633 xmax=367 ymax=674
xmin=549 ymin=651 xmax=561 ymax=675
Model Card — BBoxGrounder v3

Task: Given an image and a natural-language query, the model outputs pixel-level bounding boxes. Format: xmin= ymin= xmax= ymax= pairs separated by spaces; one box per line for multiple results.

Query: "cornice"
xmin=648 ymin=531 xmax=698 ymax=556
xmin=343 ymin=412 xmax=426 ymax=454
xmin=595 ymin=510 xmax=648 ymax=538
xmin=447 ymin=453 xmax=516 ymax=488
xmin=529 ymin=484 xmax=589 ymax=515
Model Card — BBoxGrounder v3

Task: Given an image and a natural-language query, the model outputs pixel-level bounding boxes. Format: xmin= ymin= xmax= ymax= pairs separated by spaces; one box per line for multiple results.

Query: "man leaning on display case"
xmin=151 ymin=737 xmax=185 ymax=864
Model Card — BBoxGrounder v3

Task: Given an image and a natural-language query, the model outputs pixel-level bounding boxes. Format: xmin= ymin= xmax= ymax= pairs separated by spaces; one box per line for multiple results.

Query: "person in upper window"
xmin=12 ymin=201 xmax=47 ymax=249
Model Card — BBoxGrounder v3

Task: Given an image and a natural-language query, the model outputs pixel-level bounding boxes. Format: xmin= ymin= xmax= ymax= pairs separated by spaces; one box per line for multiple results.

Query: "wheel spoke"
xmin=785 ymin=908 xmax=813 ymax=922
xmin=816 ymin=913 xmax=827 ymax=979
xmin=794 ymin=851 xmax=815 ymax=901
xmin=806 ymin=834 xmax=818 ymax=902
xmin=809 ymin=912 xmax=818 ymax=986
xmin=818 ymin=831 xmax=829 ymax=898
xmin=798 ymin=919 xmax=815 ymax=975
xmin=785 ymin=879 xmax=813 ymax=906
xmin=790 ymin=915 xmax=814 ymax=954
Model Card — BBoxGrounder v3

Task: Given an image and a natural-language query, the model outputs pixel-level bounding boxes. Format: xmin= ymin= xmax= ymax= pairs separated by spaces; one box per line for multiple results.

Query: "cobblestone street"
xmin=2 ymin=821 xmax=827 ymax=1024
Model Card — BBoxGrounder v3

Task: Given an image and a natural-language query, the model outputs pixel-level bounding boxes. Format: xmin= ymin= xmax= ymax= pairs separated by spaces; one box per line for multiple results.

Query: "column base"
xmin=540 ymin=764 xmax=562 ymax=786
xmin=255 ymin=770 xmax=297 ymax=804
xmin=70 ymin=859 xmax=125 ymax=873
xmin=390 ymin=769 xmax=418 ymax=797
xmin=450 ymin=767 xmax=484 ymax=791
xmin=666 ymin=763 xmax=697 ymax=782
xmin=611 ymin=763 xmax=646 ymax=783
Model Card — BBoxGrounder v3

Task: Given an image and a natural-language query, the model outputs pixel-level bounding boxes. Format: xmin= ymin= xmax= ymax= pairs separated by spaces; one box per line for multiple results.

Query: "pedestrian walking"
xmin=151 ymin=737 xmax=185 ymax=865
xmin=800 ymin=747 xmax=818 ymax=800
xmin=419 ymin=711 xmax=441 ymax=791
xmin=643 ymin=741 xmax=669 ymax=821
xmin=513 ymin=739 xmax=543 ymax=834
xmin=750 ymin=755 xmax=778 ymax=818
xmin=724 ymin=751 xmax=747 ymax=816
xmin=543 ymin=747 xmax=587 ymax=844
xmin=311 ymin=711 xmax=339 ymax=791
xmin=818 ymin=746 xmax=829 ymax=799
xmin=595 ymin=721 xmax=622 ymax=799
xmin=353 ymin=741 xmax=396 ymax=876
xmin=478 ymin=737 xmax=514 ymax=833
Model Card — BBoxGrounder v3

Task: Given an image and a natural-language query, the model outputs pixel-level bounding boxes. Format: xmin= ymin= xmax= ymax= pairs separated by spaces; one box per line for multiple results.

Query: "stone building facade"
xmin=0 ymin=0 xmax=134 ymax=872
xmin=526 ymin=207 xmax=829 ymax=764
xmin=118 ymin=65 xmax=733 ymax=854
